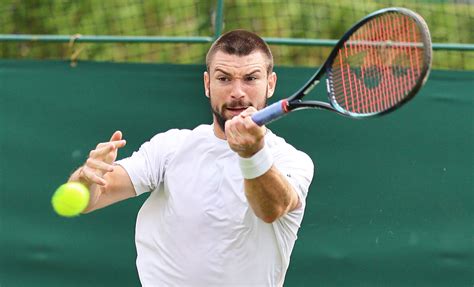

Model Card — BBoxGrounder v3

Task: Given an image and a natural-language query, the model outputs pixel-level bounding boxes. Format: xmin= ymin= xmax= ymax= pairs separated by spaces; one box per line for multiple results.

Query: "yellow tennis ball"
xmin=51 ymin=182 xmax=90 ymax=217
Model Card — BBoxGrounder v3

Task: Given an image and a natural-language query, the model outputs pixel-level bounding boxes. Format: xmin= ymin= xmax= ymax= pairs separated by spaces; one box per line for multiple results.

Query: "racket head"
xmin=323 ymin=7 xmax=432 ymax=118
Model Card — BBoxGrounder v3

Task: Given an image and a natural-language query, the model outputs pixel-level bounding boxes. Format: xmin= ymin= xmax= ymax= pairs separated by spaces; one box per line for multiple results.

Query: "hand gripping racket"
xmin=252 ymin=7 xmax=432 ymax=125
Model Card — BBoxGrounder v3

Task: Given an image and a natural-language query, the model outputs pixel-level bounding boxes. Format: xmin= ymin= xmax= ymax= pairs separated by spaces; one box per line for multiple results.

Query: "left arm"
xmin=225 ymin=109 xmax=300 ymax=223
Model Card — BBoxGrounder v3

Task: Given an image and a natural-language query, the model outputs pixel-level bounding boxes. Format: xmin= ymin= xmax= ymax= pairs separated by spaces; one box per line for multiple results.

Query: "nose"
xmin=230 ymin=80 xmax=246 ymax=99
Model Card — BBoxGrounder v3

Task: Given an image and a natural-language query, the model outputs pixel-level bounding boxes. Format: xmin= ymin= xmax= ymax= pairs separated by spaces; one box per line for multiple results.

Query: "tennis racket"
xmin=252 ymin=7 xmax=432 ymax=125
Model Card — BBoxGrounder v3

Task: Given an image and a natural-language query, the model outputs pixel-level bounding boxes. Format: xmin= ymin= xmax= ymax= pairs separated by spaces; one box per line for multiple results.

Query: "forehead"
xmin=209 ymin=51 xmax=268 ymax=73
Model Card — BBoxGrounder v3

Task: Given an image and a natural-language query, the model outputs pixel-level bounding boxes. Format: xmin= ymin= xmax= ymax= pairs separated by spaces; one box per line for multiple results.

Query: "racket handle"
xmin=251 ymin=100 xmax=289 ymax=126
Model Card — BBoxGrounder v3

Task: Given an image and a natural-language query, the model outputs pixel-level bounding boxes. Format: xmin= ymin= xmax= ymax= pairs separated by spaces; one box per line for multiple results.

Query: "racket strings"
xmin=330 ymin=12 xmax=427 ymax=114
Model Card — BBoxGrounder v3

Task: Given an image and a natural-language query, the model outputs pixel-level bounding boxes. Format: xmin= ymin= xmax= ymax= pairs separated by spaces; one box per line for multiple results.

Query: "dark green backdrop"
xmin=0 ymin=60 xmax=473 ymax=286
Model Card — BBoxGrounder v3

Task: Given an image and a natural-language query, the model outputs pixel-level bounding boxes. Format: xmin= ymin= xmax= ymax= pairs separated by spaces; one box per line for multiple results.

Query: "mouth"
xmin=225 ymin=106 xmax=249 ymax=116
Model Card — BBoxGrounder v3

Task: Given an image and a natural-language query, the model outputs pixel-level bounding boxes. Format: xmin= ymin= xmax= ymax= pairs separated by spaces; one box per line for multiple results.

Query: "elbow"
xmin=255 ymin=197 xmax=297 ymax=223
xmin=258 ymin=207 xmax=285 ymax=224
xmin=261 ymin=215 xmax=278 ymax=224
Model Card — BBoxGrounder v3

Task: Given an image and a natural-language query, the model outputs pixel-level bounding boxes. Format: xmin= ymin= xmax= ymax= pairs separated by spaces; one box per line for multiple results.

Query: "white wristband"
xmin=239 ymin=145 xmax=274 ymax=179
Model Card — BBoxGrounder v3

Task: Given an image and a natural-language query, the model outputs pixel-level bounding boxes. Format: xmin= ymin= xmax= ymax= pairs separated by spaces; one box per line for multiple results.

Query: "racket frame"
xmin=252 ymin=7 xmax=432 ymax=125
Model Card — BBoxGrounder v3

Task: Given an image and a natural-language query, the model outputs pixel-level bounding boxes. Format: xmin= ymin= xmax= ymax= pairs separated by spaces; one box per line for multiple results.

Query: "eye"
xmin=245 ymin=76 xmax=257 ymax=81
xmin=217 ymin=76 xmax=230 ymax=82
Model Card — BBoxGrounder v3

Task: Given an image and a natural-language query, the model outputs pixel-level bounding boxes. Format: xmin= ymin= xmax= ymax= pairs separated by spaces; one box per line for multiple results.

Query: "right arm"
xmin=69 ymin=131 xmax=136 ymax=213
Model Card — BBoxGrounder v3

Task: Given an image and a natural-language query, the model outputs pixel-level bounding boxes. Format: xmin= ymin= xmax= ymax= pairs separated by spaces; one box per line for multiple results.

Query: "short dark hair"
xmin=206 ymin=30 xmax=273 ymax=74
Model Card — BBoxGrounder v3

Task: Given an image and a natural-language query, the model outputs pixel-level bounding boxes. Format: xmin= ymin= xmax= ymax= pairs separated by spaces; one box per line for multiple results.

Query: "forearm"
xmin=68 ymin=164 xmax=135 ymax=213
xmin=68 ymin=166 xmax=103 ymax=213
xmin=65 ymin=132 xmax=135 ymax=213
xmin=244 ymin=166 xmax=299 ymax=223
xmin=225 ymin=109 xmax=300 ymax=222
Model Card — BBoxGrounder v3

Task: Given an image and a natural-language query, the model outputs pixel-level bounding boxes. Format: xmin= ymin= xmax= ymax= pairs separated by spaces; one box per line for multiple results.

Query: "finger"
xmin=97 ymin=139 xmax=127 ymax=150
xmin=86 ymin=158 xmax=115 ymax=173
xmin=240 ymin=106 xmax=257 ymax=117
xmin=90 ymin=143 xmax=116 ymax=158
xmin=242 ymin=114 xmax=259 ymax=130
xmin=225 ymin=120 xmax=238 ymax=140
xmin=109 ymin=130 xmax=122 ymax=142
xmin=224 ymin=120 xmax=232 ymax=138
xmin=82 ymin=167 xmax=107 ymax=186
xmin=114 ymin=139 xmax=127 ymax=148
xmin=232 ymin=117 xmax=265 ymax=149
xmin=227 ymin=117 xmax=246 ymax=141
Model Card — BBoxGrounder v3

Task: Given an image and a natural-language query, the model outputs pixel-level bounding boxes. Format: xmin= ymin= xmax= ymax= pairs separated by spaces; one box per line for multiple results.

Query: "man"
xmin=69 ymin=30 xmax=314 ymax=286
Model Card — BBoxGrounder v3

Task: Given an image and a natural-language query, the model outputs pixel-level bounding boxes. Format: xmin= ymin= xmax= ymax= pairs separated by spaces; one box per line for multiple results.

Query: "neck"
xmin=212 ymin=118 xmax=227 ymax=140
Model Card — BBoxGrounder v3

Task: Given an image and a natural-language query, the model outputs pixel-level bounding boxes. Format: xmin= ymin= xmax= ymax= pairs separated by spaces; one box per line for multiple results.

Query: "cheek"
xmin=247 ymin=84 xmax=268 ymax=100
xmin=209 ymin=82 xmax=231 ymax=97
xmin=208 ymin=90 xmax=224 ymax=113
xmin=209 ymin=87 xmax=225 ymax=104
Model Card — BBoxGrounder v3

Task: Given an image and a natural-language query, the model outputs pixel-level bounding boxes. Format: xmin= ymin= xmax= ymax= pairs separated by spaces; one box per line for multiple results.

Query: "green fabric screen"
xmin=0 ymin=60 xmax=473 ymax=286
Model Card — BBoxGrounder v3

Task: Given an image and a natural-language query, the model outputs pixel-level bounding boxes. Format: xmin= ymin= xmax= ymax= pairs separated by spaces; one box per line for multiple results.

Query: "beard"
xmin=208 ymin=88 xmax=268 ymax=133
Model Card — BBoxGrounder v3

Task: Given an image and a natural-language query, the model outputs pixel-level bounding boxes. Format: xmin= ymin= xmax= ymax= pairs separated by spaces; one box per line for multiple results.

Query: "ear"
xmin=266 ymin=72 xmax=277 ymax=99
xmin=203 ymin=71 xmax=210 ymax=98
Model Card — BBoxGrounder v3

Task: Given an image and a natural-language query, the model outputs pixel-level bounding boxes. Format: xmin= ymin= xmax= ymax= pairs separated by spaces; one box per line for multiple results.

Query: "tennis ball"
xmin=51 ymin=182 xmax=90 ymax=217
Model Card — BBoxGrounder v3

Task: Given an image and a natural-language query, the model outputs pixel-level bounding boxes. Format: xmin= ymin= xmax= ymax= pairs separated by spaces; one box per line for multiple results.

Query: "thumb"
xmin=110 ymin=130 xmax=122 ymax=142
xmin=240 ymin=106 xmax=257 ymax=117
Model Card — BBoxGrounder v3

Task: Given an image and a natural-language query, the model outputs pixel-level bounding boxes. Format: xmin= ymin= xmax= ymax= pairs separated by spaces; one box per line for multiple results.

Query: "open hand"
xmin=79 ymin=131 xmax=126 ymax=186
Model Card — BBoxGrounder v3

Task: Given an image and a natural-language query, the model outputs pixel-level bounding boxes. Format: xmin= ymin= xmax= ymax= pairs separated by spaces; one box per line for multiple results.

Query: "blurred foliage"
xmin=0 ymin=0 xmax=472 ymax=69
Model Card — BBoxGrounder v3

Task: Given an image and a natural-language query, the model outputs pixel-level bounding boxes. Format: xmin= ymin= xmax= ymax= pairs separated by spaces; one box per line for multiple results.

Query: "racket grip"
xmin=251 ymin=100 xmax=289 ymax=126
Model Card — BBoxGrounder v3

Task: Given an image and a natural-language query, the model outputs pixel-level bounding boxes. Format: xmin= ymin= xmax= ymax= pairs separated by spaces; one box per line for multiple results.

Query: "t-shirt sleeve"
xmin=115 ymin=129 xmax=189 ymax=196
xmin=273 ymin=147 xmax=314 ymax=210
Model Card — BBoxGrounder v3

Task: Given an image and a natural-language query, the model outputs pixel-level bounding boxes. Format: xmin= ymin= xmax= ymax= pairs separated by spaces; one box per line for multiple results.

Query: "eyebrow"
xmin=245 ymin=69 xmax=263 ymax=76
xmin=213 ymin=68 xmax=263 ymax=76
xmin=214 ymin=68 xmax=231 ymax=76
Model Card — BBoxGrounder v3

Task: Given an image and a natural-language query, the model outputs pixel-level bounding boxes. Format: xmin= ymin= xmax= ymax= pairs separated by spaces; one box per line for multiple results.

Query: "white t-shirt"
xmin=117 ymin=124 xmax=314 ymax=286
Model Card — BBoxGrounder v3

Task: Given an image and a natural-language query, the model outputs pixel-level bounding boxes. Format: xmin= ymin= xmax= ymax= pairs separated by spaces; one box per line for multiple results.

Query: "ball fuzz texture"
xmin=52 ymin=182 xmax=90 ymax=217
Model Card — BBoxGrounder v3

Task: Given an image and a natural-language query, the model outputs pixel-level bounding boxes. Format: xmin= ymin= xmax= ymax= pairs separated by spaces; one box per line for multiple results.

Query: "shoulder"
xmin=135 ymin=128 xmax=192 ymax=158
xmin=264 ymin=129 xmax=295 ymax=150
xmin=147 ymin=124 xmax=213 ymax=149
xmin=149 ymin=128 xmax=192 ymax=142
xmin=265 ymin=129 xmax=314 ymax=174
xmin=266 ymin=130 xmax=312 ymax=160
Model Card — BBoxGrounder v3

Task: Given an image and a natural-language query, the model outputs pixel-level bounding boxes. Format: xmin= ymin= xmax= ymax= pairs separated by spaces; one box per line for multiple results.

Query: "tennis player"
xmin=69 ymin=30 xmax=314 ymax=286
